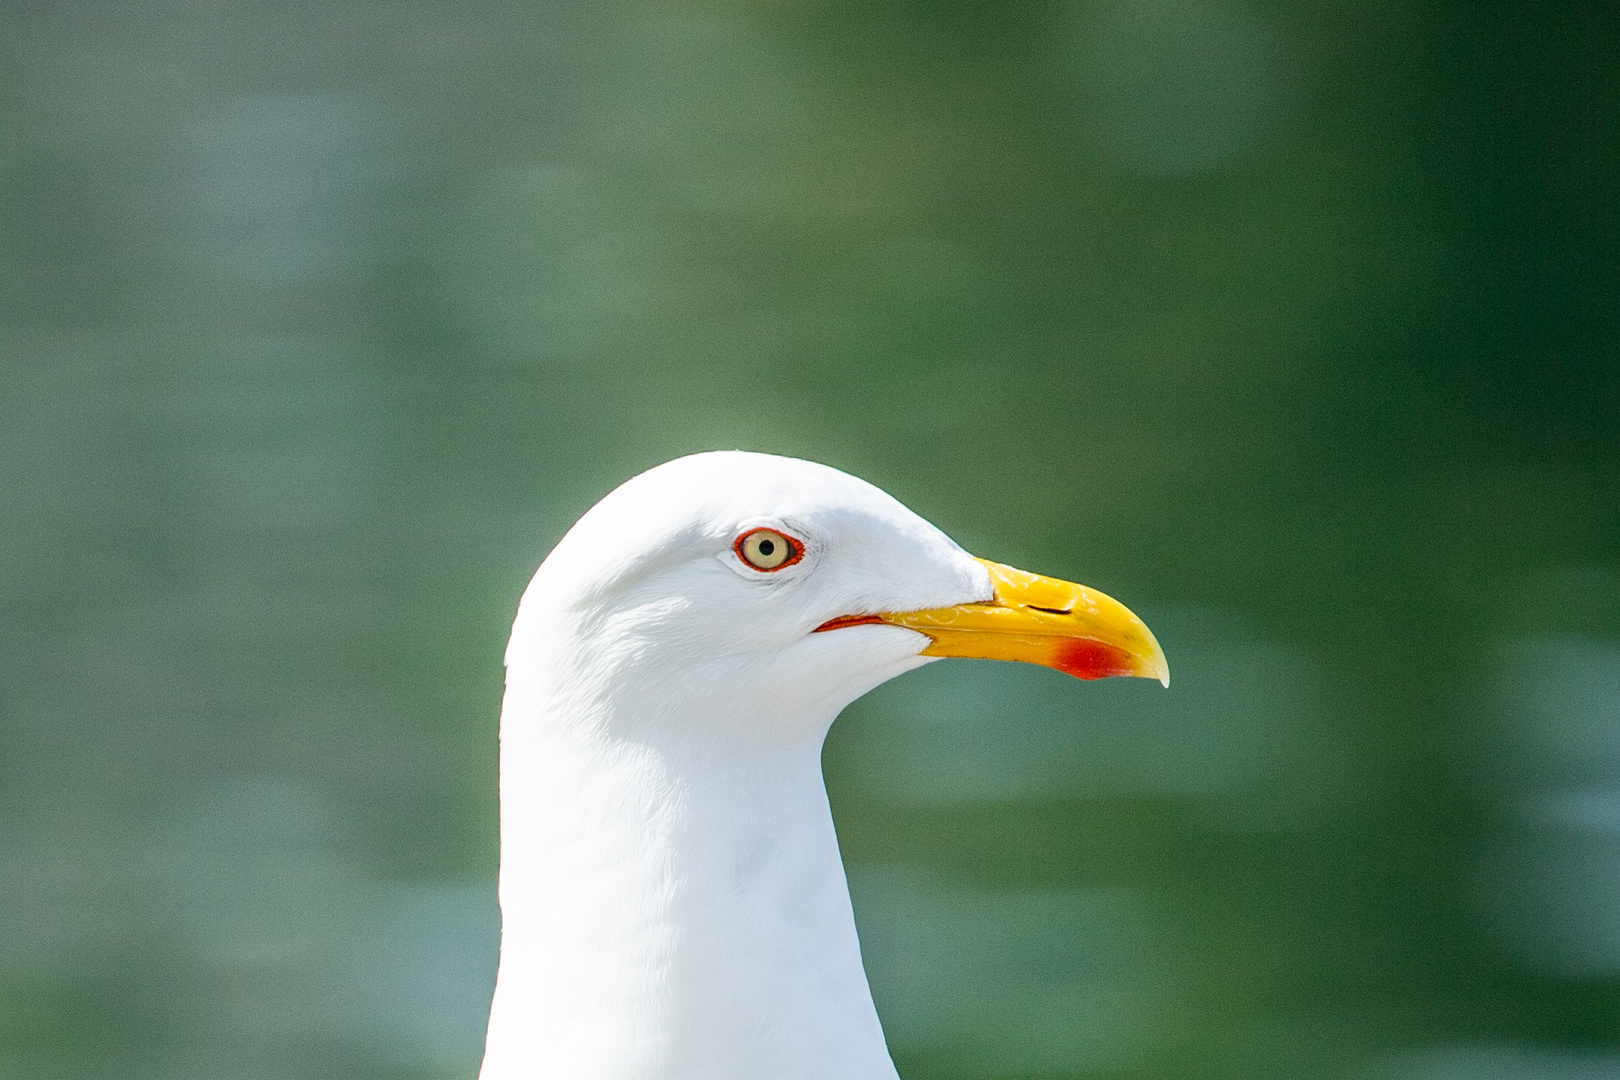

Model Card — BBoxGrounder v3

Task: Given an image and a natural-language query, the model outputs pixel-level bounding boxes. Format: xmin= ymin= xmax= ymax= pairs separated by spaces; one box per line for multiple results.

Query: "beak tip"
xmin=1144 ymin=651 xmax=1169 ymax=688
xmin=1139 ymin=628 xmax=1169 ymax=688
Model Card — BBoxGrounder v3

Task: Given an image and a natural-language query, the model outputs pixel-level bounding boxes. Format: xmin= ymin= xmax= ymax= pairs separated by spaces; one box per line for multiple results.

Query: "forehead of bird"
xmin=534 ymin=451 xmax=981 ymax=615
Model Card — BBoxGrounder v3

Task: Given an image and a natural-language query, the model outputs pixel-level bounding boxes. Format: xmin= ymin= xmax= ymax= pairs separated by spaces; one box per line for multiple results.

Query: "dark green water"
xmin=2 ymin=2 xmax=1617 ymax=1078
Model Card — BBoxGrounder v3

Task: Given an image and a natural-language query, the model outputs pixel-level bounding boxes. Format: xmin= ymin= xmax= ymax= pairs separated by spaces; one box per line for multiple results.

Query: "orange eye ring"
xmin=734 ymin=527 xmax=804 ymax=571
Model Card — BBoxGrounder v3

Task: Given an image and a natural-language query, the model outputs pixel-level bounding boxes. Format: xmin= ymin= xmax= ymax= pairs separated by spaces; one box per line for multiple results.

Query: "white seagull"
xmin=478 ymin=451 xmax=1168 ymax=1080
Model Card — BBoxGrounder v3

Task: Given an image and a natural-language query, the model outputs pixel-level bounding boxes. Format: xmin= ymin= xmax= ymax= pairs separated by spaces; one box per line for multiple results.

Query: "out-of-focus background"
xmin=2 ymin=1 xmax=1617 ymax=1078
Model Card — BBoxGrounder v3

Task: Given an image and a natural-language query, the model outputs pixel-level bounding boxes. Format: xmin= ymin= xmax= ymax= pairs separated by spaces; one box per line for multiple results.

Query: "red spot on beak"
xmin=1052 ymin=639 xmax=1140 ymax=680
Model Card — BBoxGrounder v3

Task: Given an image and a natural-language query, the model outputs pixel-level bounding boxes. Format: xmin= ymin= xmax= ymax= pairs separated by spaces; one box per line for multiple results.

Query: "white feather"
xmin=480 ymin=452 xmax=991 ymax=1080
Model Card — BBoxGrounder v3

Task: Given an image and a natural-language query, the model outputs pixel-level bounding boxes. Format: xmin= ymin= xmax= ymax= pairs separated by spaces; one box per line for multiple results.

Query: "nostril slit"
xmin=1027 ymin=605 xmax=1071 ymax=615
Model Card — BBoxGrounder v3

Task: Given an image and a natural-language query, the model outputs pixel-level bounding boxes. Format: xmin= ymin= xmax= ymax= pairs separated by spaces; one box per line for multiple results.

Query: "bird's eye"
xmin=735 ymin=527 xmax=802 ymax=571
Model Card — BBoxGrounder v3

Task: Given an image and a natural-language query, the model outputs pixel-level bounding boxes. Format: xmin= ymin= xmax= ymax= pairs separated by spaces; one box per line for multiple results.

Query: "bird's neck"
xmin=479 ymin=673 xmax=898 ymax=1080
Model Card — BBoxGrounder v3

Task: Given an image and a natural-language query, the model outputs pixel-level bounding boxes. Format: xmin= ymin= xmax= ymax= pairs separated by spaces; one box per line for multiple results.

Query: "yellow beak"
xmin=819 ymin=559 xmax=1168 ymax=685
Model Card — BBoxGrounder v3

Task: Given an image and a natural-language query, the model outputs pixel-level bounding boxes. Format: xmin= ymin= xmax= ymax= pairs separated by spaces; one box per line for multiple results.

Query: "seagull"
xmin=478 ymin=451 xmax=1168 ymax=1080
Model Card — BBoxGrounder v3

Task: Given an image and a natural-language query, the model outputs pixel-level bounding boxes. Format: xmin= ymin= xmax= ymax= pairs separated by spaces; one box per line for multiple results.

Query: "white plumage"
xmin=478 ymin=452 xmax=1165 ymax=1080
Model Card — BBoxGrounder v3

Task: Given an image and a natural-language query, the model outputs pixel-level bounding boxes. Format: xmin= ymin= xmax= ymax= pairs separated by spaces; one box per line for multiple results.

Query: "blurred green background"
xmin=2 ymin=1 xmax=1618 ymax=1078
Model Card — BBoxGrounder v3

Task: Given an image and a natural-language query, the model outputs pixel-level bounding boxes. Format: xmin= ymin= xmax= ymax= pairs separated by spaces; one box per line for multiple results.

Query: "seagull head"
xmin=505 ymin=451 xmax=1167 ymax=749
xmin=484 ymin=451 xmax=1170 ymax=1080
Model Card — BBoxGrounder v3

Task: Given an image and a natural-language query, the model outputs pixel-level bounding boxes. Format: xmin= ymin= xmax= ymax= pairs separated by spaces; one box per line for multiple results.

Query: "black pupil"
xmin=757 ymin=538 xmax=776 ymax=556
